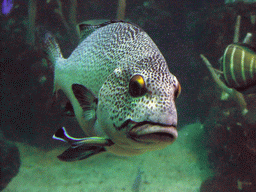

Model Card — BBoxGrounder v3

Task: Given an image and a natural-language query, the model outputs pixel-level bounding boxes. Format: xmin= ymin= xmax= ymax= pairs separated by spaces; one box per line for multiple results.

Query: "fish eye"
xmin=129 ymin=75 xmax=147 ymax=97
xmin=174 ymin=82 xmax=181 ymax=98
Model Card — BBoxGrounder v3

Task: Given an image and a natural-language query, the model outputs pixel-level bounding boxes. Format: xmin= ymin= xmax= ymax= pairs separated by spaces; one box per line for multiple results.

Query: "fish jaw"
xmin=100 ymin=119 xmax=178 ymax=156
xmin=103 ymin=121 xmax=178 ymax=156
xmin=128 ymin=122 xmax=178 ymax=144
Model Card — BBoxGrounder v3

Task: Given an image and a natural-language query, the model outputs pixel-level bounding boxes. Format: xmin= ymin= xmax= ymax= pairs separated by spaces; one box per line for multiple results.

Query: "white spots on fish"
xmin=47 ymin=21 xmax=179 ymax=159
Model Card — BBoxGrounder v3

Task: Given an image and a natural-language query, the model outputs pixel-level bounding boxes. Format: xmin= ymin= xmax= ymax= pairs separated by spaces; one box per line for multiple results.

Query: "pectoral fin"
xmin=72 ymin=84 xmax=98 ymax=121
xmin=53 ymin=127 xmax=114 ymax=161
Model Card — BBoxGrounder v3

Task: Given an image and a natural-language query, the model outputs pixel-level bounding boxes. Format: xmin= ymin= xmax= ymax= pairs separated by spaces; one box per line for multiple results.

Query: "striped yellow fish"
xmin=223 ymin=43 xmax=256 ymax=94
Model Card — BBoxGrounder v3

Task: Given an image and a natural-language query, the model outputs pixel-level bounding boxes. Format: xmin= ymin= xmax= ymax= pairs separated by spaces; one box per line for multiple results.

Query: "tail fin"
xmin=43 ymin=33 xmax=64 ymax=93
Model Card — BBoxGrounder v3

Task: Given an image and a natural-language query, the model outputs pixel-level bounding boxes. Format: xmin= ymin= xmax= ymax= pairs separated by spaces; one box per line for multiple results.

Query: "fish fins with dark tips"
xmin=57 ymin=145 xmax=106 ymax=162
xmin=53 ymin=127 xmax=114 ymax=161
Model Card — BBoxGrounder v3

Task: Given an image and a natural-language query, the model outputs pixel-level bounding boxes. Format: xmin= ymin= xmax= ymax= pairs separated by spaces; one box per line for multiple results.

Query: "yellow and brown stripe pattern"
xmin=223 ymin=44 xmax=256 ymax=91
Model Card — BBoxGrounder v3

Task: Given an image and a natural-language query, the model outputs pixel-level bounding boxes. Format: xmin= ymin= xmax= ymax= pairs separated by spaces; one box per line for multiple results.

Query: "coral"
xmin=200 ymin=15 xmax=256 ymax=123
xmin=116 ymin=0 xmax=126 ymax=20
xmin=200 ymin=54 xmax=248 ymax=117
xmin=200 ymin=173 xmax=256 ymax=192
xmin=198 ymin=4 xmax=256 ymax=191
xmin=27 ymin=0 xmax=37 ymax=47
xmin=201 ymin=96 xmax=256 ymax=190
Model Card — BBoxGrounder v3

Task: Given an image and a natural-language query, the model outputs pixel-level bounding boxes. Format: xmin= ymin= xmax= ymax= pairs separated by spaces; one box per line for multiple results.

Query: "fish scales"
xmin=61 ymin=25 xmax=151 ymax=92
xmin=47 ymin=21 xmax=180 ymax=161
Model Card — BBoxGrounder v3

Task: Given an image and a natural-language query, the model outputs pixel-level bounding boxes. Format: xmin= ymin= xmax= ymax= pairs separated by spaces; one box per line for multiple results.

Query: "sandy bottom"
xmin=3 ymin=123 xmax=213 ymax=192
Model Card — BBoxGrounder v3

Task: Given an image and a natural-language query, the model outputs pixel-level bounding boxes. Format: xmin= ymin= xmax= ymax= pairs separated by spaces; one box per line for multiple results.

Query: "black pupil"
xmin=129 ymin=76 xmax=147 ymax=97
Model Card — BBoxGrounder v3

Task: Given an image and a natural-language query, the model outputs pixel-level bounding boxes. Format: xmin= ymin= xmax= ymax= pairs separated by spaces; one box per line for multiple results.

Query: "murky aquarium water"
xmin=1 ymin=0 xmax=255 ymax=191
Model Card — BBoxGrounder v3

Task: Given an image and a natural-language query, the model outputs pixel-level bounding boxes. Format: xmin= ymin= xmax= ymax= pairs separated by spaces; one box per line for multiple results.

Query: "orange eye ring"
xmin=175 ymin=82 xmax=181 ymax=98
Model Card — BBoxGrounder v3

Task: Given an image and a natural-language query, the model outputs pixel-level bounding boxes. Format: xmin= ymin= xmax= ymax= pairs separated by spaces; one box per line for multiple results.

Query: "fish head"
xmin=96 ymin=56 xmax=181 ymax=155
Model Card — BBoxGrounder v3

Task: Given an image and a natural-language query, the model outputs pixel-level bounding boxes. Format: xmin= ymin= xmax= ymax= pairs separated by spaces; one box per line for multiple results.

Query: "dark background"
xmin=0 ymin=0 xmax=234 ymax=149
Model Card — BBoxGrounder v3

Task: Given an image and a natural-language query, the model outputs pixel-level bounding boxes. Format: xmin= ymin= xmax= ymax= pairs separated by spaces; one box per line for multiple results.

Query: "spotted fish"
xmin=45 ymin=21 xmax=181 ymax=161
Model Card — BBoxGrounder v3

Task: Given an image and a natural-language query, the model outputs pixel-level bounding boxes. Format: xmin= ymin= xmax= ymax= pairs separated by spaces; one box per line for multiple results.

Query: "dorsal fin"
xmin=78 ymin=20 xmax=125 ymax=43
xmin=235 ymin=43 xmax=256 ymax=54
xmin=72 ymin=84 xmax=98 ymax=120
xmin=78 ymin=23 xmax=102 ymax=42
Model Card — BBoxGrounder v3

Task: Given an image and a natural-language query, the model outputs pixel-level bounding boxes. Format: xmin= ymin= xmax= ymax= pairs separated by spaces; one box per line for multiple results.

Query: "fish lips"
xmin=128 ymin=122 xmax=178 ymax=144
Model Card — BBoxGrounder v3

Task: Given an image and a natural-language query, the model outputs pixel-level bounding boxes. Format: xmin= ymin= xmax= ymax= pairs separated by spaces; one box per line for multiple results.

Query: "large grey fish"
xmin=45 ymin=21 xmax=181 ymax=161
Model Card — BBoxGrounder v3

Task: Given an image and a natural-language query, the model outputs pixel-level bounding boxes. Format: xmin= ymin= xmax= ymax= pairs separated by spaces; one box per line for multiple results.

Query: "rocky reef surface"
xmin=0 ymin=131 xmax=20 ymax=191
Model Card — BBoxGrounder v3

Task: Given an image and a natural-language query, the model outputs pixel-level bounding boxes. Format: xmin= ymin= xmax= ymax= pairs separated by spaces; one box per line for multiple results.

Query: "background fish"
xmin=45 ymin=21 xmax=181 ymax=161
xmin=223 ymin=43 xmax=256 ymax=94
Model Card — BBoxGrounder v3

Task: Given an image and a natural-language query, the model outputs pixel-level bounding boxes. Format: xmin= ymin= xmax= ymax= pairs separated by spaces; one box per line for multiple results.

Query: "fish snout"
xmin=148 ymin=110 xmax=178 ymax=128
xmin=127 ymin=110 xmax=178 ymax=144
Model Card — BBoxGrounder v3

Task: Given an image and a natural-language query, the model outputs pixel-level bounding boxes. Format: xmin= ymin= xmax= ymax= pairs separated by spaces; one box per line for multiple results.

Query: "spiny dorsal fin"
xmin=78 ymin=20 xmax=125 ymax=43
xmin=78 ymin=24 xmax=101 ymax=42
xmin=72 ymin=84 xmax=98 ymax=120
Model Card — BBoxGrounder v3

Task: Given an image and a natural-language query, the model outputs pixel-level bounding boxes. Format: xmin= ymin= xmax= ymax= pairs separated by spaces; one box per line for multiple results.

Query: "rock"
xmin=200 ymin=175 xmax=239 ymax=192
xmin=200 ymin=173 xmax=256 ymax=192
xmin=0 ymin=130 xmax=21 ymax=191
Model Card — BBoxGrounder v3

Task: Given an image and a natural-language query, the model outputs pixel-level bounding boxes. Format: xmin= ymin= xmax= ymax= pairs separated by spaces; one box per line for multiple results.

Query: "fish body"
xmin=223 ymin=43 xmax=256 ymax=94
xmin=45 ymin=21 xmax=180 ymax=161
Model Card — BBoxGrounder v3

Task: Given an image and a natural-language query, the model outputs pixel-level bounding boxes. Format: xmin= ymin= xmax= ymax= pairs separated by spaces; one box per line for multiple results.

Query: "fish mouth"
xmin=128 ymin=121 xmax=178 ymax=144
